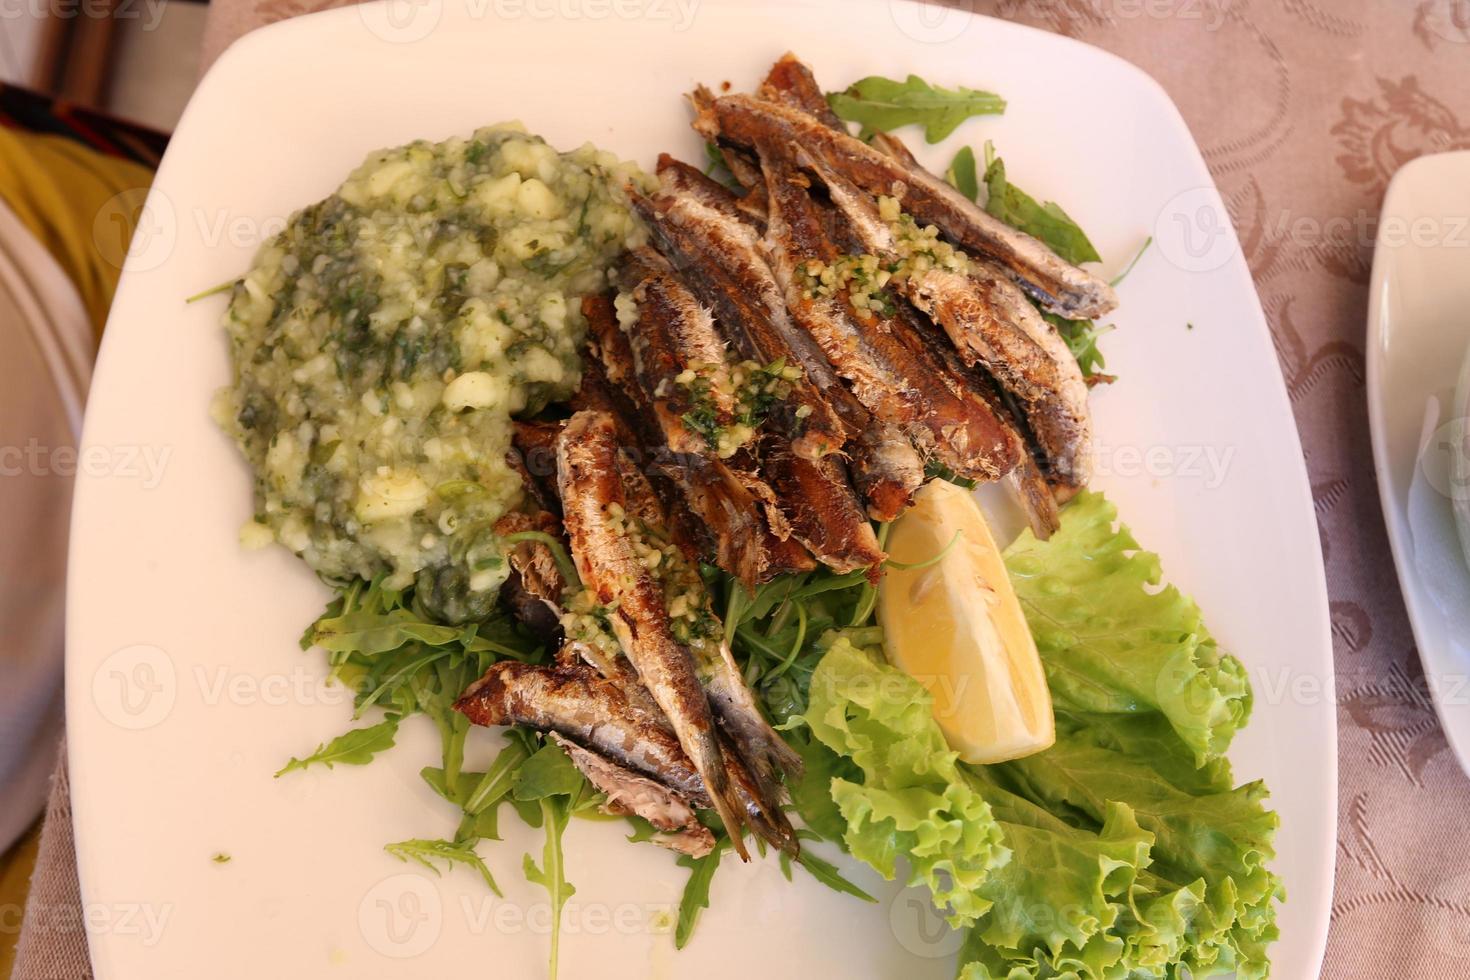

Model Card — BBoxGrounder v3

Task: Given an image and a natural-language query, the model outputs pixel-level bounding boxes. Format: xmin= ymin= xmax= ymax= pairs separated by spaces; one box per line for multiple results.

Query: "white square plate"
xmin=67 ymin=1 xmax=1334 ymax=976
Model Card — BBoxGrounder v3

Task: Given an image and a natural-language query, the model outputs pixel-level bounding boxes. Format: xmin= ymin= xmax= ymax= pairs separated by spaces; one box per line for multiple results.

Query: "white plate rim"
xmin=1365 ymin=147 xmax=1470 ymax=776
xmin=64 ymin=2 xmax=1337 ymax=976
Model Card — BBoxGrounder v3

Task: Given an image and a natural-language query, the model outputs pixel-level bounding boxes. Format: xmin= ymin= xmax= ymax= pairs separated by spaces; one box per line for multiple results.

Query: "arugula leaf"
xmin=702 ymin=141 xmax=741 ymax=191
xmin=385 ymin=837 xmax=501 ymax=896
xmin=675 ymin=840 xmax=725 ymax=949
xmin=1110 ymin=235 xmax=1153 ymax=287
xmin=514 ymin=740 xmax=590 ymax=980
xmin=945 ymin=144 xmax=980 ymax=201
xmin=522 ymin=802 xmax=575 ymax=980
xmin=1004 ymin=492 xmax=1252 ymax=764
xmin=419 ymin=765 xmax=461 ymax=804
xmin=514 ymin=742 xmax=587 ymax=801
xmin=982 ymin=142 xmax=1101 ymax=265
xmin=274 ymin=718 xmax=398 ymax=776
xmin=311 ymin=608 xmax=463 ymax=656
xmin=827 ymin=74 xmax=1005 ymax=143
xmin=781 ymin=835 xmax=878 ymax=903
xmin=781 ymin=728 xmax=857 ymax=843
xmin=1045 ymin=312 xmax=1113 ymax=380
xmin=463 ymin=734 xmax=534 ymax=815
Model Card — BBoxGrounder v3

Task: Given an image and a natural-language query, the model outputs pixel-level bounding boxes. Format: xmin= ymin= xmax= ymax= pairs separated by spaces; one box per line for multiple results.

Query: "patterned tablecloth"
xmin=15 ymin=1 xmax=1470 ymax=976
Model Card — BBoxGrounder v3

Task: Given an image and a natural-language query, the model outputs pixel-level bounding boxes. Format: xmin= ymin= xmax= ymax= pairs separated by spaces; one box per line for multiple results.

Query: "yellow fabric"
xmin=0 ymin=129 xmax=155 ymax=338
xmin=0 ymin=820 xmax=41 ymax=973
xmin=0 ymin=130 xmax=154 ymax=968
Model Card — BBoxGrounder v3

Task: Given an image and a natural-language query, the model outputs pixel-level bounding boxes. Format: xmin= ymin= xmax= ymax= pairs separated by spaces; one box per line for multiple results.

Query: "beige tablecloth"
xmin=16 ymin=1 xmax=1470 ymax=976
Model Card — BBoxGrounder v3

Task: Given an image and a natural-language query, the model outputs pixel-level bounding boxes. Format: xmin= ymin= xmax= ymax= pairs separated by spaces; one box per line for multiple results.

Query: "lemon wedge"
xmin=878 ymin=480 xmax=1055 ymax=764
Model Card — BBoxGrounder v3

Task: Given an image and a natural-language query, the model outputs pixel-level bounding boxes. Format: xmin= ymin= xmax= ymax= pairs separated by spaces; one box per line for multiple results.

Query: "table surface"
xmin=20 ymin=1 xmax=1470 ymax=977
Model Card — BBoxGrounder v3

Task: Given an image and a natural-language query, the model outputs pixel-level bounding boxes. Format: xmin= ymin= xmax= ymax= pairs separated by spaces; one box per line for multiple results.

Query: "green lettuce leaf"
xmin=797 ymin=634 xmax=1009 ymax=928
xmin=959 ymin=771 xmax=1171 ymax=980
xmin=999 ymin=737 xmax=1281 ymax=980
xmin=946 ymin=492 xmax=1280 ymax=979
xmin=1004 ymin=491 xmax=1252 ymax=765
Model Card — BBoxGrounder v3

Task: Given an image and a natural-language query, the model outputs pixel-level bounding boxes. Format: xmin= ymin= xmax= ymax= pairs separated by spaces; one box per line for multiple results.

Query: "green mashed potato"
xmin=215 ymin=124 xmax=651 ymax=622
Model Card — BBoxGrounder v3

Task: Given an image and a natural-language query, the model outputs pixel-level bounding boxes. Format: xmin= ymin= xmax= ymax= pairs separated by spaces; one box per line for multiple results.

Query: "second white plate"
xmin=1368 ymin=149 xmax=1470 ymax=776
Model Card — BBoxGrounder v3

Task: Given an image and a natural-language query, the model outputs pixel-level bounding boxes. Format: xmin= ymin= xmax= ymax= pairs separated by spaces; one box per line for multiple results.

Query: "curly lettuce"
xmin=797 ymin=634 xmax=1010 ymax=928
xmin=1003 ymin=491 xmax=1252 ymax=765
xmin=794 ymin=491 xmax=1280 ymax=979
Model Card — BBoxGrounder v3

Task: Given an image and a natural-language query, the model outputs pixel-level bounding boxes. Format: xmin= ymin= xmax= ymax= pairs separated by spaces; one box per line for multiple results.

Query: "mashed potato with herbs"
xmin=215 ymin=124 xmax=651 ymax=622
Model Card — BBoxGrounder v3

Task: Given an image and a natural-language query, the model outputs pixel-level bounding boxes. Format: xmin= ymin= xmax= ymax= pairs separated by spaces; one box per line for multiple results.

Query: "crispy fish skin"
xmin=511 ymin=419 xmax=564 ymax=510
xmin=759 ymin=432 xmax=885 ymax=576
xmin=850 ymin=420 xmax=925 ymax=521
xmin=754 ymin=143 xmax=902 ymax=425
xmin=755 ymin=138 xmax=1019 ymax=486
xmin=696 ymin=91 xmax=1118 ymax=320
xmin=456 ymin=660 xmax=711 ymax=803
xmin=805 ymin=155 xmax=1091 ymax=490
xmin=757 ymin=52 xmax=846 ymax=129
xmin=582 ymin=293 xmax=816 ymax=586
xmin=549 ymin=734 xmax=715 ymax=857
xmin=493 ymin=510 xmax=567 ymax=645
xmin=651 ymin=157 xmax=872 ymax=437
xmin=905 ymin=263 xmax=1092 ymax=489
xmin=737 ymin=54 xmax=1086 ymax=495
xmin=628 ymin=189 xmax=853 ymax=459
xmin=570 ymin=331 xmax=717 ymax=566
xmin=559 ymin=403 xmax=804 ymax=818
xmin=617 ymin=247 xmax=739 ymax=456
xmin=685 ymin=90 xmax=771 ymax=213
xmin=674 ymin=454 xmax=816 ymax=583
xmin=556 ymin=411 xmax=749 ymax=856
xmin=457 ymin=657 xmax=796 ymax=856
xmin=655 ymin=154 xmax=761 ymax=228
xmin=625 ymin=194 xmax=883 ymax=573
xmin=551 ymin=644 xmax=797 ymax=854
